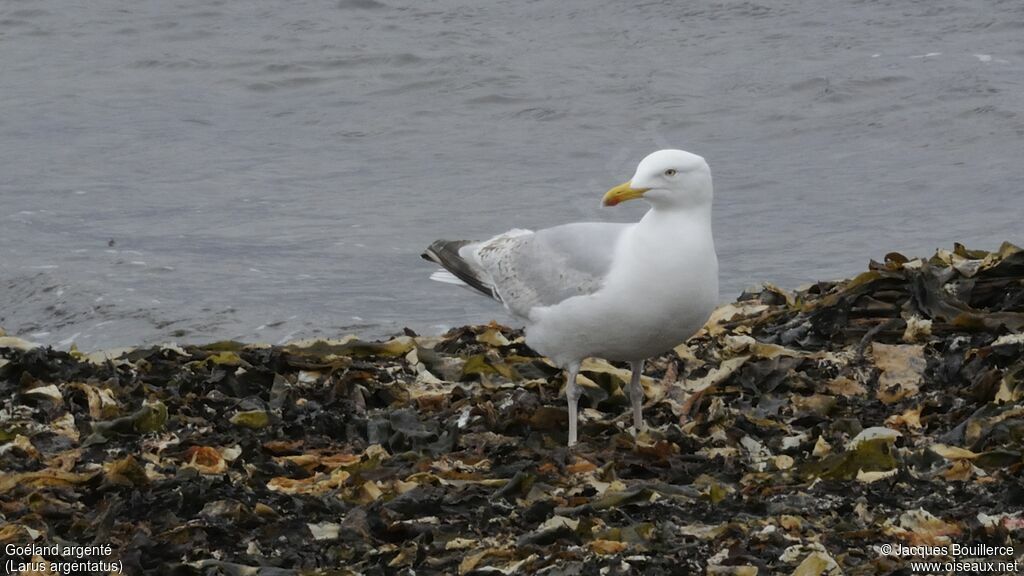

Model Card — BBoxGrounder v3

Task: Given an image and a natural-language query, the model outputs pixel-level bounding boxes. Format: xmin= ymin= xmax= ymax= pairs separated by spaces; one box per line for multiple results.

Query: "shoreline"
xmin=2 ymin=242 xmax=1023 ymax=574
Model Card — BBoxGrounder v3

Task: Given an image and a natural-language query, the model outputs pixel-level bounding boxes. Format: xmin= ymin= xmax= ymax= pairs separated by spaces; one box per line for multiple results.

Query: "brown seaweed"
xmin=1 ymin=243 xmax=1023 ymax=575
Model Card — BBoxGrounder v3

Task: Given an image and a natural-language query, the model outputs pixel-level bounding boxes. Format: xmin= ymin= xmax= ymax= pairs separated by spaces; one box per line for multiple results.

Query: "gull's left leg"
xmin=628 ymin=360 xmax=645 ymax=434
xmin=565 ymin=362 xmax=582 ymax=447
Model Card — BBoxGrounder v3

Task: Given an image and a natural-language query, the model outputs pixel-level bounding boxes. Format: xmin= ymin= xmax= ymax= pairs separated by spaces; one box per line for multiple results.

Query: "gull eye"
xmin=664 ymin=168 xmax=677 ymax=176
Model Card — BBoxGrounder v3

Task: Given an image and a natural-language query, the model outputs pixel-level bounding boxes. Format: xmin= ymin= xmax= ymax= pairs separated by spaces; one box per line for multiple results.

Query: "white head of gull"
xmin=423 ymin=149 xmax=719 ymax=446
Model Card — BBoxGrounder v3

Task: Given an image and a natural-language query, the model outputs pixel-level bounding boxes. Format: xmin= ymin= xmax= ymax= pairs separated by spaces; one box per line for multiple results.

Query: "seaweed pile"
xmin=1 ymin=243 xmax=1023 ymax=575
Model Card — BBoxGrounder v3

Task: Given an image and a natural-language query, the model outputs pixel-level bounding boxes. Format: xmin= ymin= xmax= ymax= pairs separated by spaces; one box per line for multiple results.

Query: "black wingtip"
xmin=422 ymin=239 xmax=500 ymax=301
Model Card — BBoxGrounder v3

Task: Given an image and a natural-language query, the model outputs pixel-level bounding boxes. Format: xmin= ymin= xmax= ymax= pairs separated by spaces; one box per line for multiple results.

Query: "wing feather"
xmin=476 ymin=222 xmax=629 ymax=317
xmin=424 ymin=222 xmax=630 ymax=318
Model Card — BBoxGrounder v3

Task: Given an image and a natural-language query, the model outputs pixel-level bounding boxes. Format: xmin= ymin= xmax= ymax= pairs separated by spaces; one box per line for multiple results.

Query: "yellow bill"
xmin=602 ymin=181 xmax=649 ymax=206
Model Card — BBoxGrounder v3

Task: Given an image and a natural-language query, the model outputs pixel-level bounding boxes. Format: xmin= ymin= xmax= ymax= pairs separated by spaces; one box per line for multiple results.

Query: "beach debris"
xmin=1 ymin=243 xmax=1022 ymax=573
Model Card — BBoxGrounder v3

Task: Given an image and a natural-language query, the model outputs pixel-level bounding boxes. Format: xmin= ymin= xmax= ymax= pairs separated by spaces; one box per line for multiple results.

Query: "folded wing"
xmin=423 ymin=222 xmax=629 ymax=318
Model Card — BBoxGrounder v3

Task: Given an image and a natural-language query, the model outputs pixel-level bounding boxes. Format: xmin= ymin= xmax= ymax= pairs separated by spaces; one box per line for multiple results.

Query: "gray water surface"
xmin=2 ymin=0 xmax=1022 ymax=350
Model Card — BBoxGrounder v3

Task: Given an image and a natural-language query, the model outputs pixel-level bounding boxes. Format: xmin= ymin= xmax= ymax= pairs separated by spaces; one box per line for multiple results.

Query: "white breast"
xmin=525 ymin=210 xmax=718 ymax=366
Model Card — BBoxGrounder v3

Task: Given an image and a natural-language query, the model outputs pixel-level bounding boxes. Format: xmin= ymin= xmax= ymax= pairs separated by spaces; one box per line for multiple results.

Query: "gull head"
xmin=602 ymin=149 xmax=712 ymax=210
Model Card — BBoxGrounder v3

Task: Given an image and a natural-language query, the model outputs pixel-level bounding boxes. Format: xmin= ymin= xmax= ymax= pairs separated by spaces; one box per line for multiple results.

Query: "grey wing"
xmin=475 ymin=222 xmax=630 ymax=318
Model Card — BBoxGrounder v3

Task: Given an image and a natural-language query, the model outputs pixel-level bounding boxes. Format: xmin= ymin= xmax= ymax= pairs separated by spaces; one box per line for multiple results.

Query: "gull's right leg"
xmin=628 ymin=360 xmax=645 ymax=434
xmin=565 ymin=362 xmax=582 ymax=447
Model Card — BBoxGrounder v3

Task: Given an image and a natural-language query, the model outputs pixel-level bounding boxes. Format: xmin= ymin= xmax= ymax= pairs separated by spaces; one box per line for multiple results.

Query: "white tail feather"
xmin=429 ymin=269 xmax=468 ymax=286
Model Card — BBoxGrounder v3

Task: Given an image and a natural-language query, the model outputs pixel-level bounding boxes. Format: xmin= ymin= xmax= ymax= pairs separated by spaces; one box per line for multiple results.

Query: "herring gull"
xmin=422 ymin=149 xmax=718 ymax=446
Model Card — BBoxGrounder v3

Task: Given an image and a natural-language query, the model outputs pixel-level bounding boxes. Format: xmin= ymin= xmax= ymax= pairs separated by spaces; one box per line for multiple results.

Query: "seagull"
xmin=422 ymin=149 xmax=719 ymax=446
